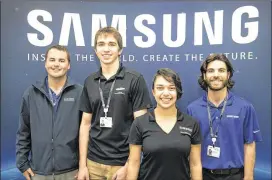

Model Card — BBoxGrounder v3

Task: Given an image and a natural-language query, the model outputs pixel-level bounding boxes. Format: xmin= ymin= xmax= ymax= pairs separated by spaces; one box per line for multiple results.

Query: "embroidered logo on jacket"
xmin=64 ymin=97 xmax=75 ymax=102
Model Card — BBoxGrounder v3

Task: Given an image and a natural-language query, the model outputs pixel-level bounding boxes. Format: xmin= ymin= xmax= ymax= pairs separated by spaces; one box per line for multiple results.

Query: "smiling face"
xmin=95 ymin=34 xmax=122 ymax=66
xmin=204 ymin=60 xmax=230 ymax=91
xmin=152 ymin=75 xmax=177 ymax=109
xmin=45 ymin=48 xmax=70 ymax=79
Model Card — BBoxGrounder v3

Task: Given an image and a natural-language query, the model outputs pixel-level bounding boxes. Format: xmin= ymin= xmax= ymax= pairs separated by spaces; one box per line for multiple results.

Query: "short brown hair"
xmin=94 ymin=27 xmax=123 ymax=50
xmin=45 ymin=45 xmax=70 ymax=62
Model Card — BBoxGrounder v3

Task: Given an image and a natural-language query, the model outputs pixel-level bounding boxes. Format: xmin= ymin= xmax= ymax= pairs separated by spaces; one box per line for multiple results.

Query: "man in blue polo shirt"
xmin=187 ymin=53 xmax=262 ymax=180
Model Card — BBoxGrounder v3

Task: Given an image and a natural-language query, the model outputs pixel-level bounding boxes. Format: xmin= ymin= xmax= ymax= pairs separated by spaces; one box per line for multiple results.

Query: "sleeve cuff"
xmin=18 ymin=161 xmax=30 ymax=173
xmin=128 ymin=140 xmax=142 ymax=145
xmin=253 ymin=131 xmax=263 ymax=142
xmin=191 ymin=141 xmax=202 ymax=145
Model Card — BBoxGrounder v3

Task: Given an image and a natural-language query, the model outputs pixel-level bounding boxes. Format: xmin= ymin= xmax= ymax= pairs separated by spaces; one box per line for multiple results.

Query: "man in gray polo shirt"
xmin=77 ymin=27 xmax=151 ymax=180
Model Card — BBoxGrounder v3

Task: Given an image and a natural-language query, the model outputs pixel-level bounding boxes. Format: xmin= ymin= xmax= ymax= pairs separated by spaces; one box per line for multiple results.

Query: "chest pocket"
xmin=224 ymin=114 xmax=243 ymax=130
xmin=178 ymin=125 xmax=193 ymax=137
xmin=178 ymin=125 xmax=193 ymax=145
xmin=114 ymin=87 xmax=127 ymax=96
xmin=112 ymin=82 xmax=129 ymax=104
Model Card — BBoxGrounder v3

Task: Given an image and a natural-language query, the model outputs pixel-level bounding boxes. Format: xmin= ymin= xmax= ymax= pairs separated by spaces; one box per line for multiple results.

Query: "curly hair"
xmin=198 ymin=53 xmax=235 ymax=91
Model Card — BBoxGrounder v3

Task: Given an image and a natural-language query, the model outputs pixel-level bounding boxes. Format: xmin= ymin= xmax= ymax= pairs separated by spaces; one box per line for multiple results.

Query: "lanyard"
xmin=99 ymin=78 xmax=116 ymax=117
xmin=207 ymin=95 xmax=228 ymax=139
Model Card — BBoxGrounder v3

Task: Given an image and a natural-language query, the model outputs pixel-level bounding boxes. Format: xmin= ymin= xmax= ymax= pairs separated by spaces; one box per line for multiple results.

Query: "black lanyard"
xmin=98 ymin=78 xmax=116 ymax=117
xmin=207 ymin=95 xmax=228 ymax=138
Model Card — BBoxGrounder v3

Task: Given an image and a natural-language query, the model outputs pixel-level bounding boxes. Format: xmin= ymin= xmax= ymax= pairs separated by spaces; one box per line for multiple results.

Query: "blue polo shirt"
xmin=45 ymin=77 xmax=62 ymax=112
xmin=187 ymin=91 xmax=262 ymax=169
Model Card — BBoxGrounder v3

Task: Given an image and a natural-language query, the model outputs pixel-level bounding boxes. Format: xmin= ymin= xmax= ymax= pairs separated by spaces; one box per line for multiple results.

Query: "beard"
xmin=205 ymin=79 xmax=228 ymax=91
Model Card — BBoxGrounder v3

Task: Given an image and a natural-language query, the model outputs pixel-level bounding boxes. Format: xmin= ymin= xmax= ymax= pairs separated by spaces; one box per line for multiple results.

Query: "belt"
xmin=203 ymin=168 xmax=243 ymax=175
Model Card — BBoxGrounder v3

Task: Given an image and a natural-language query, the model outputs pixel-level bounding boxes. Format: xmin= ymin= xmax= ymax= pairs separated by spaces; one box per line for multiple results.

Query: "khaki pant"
xmin=31 ymin=170 xmax=77 ymax=180
xmin=87 ymin=159 xmax=122 ymax=180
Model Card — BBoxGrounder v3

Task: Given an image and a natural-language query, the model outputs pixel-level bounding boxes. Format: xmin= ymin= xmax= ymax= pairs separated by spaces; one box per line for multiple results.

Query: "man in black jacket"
xmin=16 ymin=45 xmax=83 ymax=180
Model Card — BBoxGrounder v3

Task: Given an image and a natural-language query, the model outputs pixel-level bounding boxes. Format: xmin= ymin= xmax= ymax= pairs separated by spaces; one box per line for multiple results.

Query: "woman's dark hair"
xmin=152 ymin=68 xmax=183 ymax=99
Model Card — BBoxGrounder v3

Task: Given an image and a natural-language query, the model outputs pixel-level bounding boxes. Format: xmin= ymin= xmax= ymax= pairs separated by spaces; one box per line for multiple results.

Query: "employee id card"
xmin=207 ymin=145 xmax=220 ymax=158
xmin=100 ymin=117 xmax=112 ymax=128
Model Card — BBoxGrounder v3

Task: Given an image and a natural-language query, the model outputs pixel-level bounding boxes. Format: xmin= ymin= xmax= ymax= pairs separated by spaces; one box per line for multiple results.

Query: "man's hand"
xmin=77 ymin=166 xmax=89 ymax=180
xmin=111 ymin=166 xmax=127 ymax=180
xmin=23 ymin=168 xmax=34 ymax=180
xmin=244 ymin=176 xmax=254 ymax=180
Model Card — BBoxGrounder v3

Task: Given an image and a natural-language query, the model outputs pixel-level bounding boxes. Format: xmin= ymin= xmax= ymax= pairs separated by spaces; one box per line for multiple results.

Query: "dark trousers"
xmin=203 ymin=168 xmax=244 ymax=180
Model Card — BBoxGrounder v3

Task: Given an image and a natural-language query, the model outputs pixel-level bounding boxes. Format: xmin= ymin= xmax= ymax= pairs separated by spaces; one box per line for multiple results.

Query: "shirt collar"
xmin=94 ymin=63 xmax=125 ymax=80
xmin=45 ymin=76 xmax=63 ymax=97
xmin=149 ymin=109 xmax=184 ymax=122
xmin=200 ymin=90 xmax=234 ymax=107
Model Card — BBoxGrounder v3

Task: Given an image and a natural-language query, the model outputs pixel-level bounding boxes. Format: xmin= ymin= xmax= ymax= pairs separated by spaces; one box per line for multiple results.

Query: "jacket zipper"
xmin=37 ymin=85 xmax=71 ymax=176
xmin=51 ymin=100 xmax=55 ymax=178
xmin=51 ymin=87 xmax=67 ymax=177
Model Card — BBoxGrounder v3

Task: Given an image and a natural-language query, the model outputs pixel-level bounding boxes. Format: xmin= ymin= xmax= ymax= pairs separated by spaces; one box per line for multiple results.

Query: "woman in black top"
xmin=127 ymin=68 xmax=202 ymax=180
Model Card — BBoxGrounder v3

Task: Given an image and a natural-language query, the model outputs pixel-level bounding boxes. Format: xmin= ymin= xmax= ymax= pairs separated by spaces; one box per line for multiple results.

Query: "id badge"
xmin=100 ymin=117 xmax=112 ymax=128
xmin=207 ymin=145 xmax=220 ymax=158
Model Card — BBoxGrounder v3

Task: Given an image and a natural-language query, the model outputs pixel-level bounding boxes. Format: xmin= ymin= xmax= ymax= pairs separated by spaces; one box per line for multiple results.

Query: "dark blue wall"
xmin=1 ymin=1 xmax=271 ymax=179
